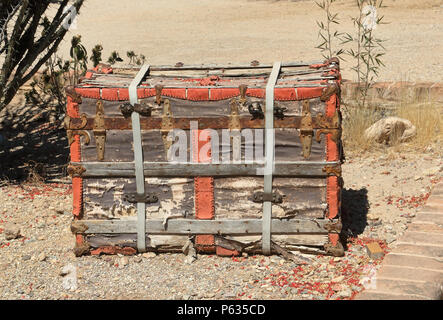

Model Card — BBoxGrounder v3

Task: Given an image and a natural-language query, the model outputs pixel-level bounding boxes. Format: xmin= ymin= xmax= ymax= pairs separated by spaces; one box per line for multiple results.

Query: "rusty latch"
xmin=123 ymin=193 xmax=159 ymax=204
xmin=119 ymin=102 xmax=152 ymax=118
xmin=93 ymin=100 xmax=106 ymax=161
xmin=299 ymin=100 xmax=314 ymax=159
xmin=252 ymin=191 xmax=284 ymax=204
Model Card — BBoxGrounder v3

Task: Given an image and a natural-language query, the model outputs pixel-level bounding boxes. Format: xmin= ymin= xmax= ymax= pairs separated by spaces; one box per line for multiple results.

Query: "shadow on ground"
xmin=341 ymin=188 xmax=369 ymax=241
xmin=0 ymin=115 xmax=70 ymax=182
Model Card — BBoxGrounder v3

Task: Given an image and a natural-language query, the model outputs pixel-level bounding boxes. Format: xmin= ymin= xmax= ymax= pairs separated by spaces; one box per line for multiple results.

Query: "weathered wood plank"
xmin=74 ymin=161 xmax=340 ymax=178
xmin=76 ymin=218 xmax=340 ymax=235
xmin=114 ymin=61 xmax=325 ymax=72
xmin=70 ymin=115 xmax=340 ymax=131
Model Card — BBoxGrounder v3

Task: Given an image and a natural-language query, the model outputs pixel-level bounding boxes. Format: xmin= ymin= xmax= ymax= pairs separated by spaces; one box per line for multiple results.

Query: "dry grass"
xmin=342 ymin=90 xmax=443 ymax=157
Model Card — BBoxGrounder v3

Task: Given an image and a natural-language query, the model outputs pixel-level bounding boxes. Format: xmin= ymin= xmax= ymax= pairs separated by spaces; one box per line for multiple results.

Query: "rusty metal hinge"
xmin=123 ymin=193 xmax=159 ymax=204
xmin=155 ymin=84 xmax=164 ymax=105
xmin=229 ymin=98 xmax=241 ymax=130
xmin=93 ymin=100 xmax=106 ymax=161
xmin=322 ymin=165 xmax=342 ymax=177
xmin=161 ymin=99 xmax=174 ymax=155
xmin=252 ymin=191 xmax=284 ymax=204
xmin=299 ymin=100 xmax=314 ymax=159
xmin=67 ymin=164 xmax=86 ymax=178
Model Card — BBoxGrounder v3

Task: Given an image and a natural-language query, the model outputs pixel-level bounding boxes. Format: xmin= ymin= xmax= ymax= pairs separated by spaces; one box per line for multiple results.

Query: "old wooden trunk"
xmin=65 ymin=58 xmax=344 ymax=257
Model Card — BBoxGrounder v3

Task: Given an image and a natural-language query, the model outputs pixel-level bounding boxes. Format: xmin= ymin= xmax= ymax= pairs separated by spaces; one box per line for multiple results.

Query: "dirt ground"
xmin=58 ymin=0 xmax=443 ymax=82
xmin=0 ymin=153 xmax=441 ymax=300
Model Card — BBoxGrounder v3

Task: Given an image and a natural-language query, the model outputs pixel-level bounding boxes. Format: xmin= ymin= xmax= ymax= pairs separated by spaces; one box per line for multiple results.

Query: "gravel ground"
xmin=0 ymin=152 xmax=441 ymax=300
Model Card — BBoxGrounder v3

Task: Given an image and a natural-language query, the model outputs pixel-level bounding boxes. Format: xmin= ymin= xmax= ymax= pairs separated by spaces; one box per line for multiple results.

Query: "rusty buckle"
xmin=119 ymin=102 xmax=152 ymax=118
xmin=299 ymin=100 xmax=314 ymax=159
xmin=252 ymin=191 xmax=284 ymax=204
xmin=123 ymin=193 xmax=159 ymax=204
xmin=93 ymin=100 xmax=106 ymax=161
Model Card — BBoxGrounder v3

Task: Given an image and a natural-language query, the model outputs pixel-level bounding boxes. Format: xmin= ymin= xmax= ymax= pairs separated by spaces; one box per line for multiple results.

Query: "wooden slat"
xmin=76 ymin=218 xmax=338 ymax=235
xmin=113 ymin=61 xmax=324 ymax=72
xmin=71 ymin=115 xmax=340 ymax=131
xmin=73 ymin=161 xmax=340 ymax=178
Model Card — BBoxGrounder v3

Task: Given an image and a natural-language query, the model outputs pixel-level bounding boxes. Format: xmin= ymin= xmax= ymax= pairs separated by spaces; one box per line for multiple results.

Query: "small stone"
xmin=38 ymin=252 xmax=46 ymax=262
xmin=365 ymin=242 xmax=385 ymax=260
xmin=133 ymin=256 xmax=142 ymax=263
xmin=22 ymin=255 xmax=31 ymax=261
xmin=119 ymin=257 xmax=129 ymax=267
xmin=4 ymin=224 xmax=21 ymax=240
xmin=332 ymin=275 xmax=345 ymax=282
xmin=366 ymin=214 xmax=379 ymax=221
xmin=142 ymin=252 xmax=156 ymax=259
xmin=337 ymin=289 xmax=352 ymax=298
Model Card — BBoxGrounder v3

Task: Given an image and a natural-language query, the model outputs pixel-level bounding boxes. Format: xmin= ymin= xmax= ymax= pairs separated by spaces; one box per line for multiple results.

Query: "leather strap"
xmin=262 ymin=62 xmax=281 ymax=255
xmin=129 ymin=65 xmax=150 ymax=252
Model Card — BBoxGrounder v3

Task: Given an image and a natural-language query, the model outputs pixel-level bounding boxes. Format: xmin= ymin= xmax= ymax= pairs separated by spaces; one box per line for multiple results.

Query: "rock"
xmin=38 ymin=252 xmax=46 ymax=262
xmin=364 ymin=117 xmax=416 ymax=144
xmin=332 ymin=275 xmax=345 ymax=282
xmin=133 ymin=256 xmax=142 ymax=263
xmin=365 ymin=242 xmax=385 ymax=260
xmin=119 ymin=257 xmax=129 ymax=268
xmin=4 ymin=224 xmax=21 ymax=240
xmin=337 ymin=289 xmax=352 ymax=298
xmin=366 ymin=213 xmax=379 ymax=221
xmin=142 ymin=252 xmax=156 ymax=259
xmin=60 ymin=264 xmax=78 ymax=291
xmin=22 ymin=255 xmax=31 ymax=261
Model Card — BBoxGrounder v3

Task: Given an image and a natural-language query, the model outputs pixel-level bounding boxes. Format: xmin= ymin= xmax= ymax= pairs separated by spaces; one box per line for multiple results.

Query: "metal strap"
xmin=262 ymin=62 xmax=281 ymax=255
xmin=129 ymin=64 xmax=150 ymax=252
